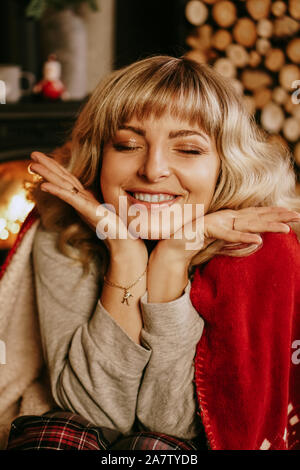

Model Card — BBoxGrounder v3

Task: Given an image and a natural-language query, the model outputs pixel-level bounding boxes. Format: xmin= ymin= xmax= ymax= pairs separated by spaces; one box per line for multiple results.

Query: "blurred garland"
xmin=26 ymin=0 xmax=99 ymax=19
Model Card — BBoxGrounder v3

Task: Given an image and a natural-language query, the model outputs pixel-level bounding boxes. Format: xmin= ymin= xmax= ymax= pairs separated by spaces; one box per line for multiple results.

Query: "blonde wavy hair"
xmin=28 ymin=55 xmax=300 ymax=276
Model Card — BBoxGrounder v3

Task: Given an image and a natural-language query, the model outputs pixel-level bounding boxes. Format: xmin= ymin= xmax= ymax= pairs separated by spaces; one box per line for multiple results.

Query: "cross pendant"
xmin=122 ymin=289 xmax=133 ymax=305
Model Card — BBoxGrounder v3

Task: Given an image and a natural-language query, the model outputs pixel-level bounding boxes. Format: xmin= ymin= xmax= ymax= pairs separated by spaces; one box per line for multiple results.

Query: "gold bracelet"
xmin=103 ymin=266 xmax=147 ymax=306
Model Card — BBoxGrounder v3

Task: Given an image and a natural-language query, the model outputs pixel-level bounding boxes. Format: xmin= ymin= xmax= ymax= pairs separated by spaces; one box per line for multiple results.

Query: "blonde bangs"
xmin=99 ymin=56 xmax=226 ymax=143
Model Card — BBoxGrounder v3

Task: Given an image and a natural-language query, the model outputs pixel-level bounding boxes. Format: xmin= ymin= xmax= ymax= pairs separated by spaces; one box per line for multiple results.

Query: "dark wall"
xmin=114 ymin=0 xmax=189 ymax=69
xmin=0 ymin=0 xmax=41 ymax=80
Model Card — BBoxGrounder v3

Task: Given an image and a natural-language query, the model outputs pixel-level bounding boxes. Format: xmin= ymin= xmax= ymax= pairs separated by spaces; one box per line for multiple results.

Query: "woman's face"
xmin=100 ymin=113 xmax=221 ymax=239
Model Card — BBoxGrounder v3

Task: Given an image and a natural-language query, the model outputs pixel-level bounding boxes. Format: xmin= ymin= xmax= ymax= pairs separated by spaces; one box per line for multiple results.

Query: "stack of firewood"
xmin=185 ymin=0 xmax=300 ymax=174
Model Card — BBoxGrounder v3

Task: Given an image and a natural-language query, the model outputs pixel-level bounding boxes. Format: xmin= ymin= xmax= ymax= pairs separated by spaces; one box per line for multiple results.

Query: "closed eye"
xmin=175 ymin=148 xmax=206 ymax=155
xmin=113 ymin=144 xmax=141 ymax=152
xmin=178 ymin=149 xmax=202 ymax=154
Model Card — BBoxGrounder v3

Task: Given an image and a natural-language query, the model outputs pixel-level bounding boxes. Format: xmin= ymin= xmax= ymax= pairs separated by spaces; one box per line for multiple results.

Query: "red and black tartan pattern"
xmin=6 ymin=410 xmax=205 ymax=451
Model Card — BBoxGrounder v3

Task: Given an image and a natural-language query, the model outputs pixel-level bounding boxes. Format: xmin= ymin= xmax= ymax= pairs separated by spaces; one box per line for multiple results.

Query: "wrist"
xmin=147 ymin=252 xmax=189 ymax=303
xmin=109 ymin=241 xmax=148 ymax=265
xmin=149 ymin=243 xmax=191 ymax=271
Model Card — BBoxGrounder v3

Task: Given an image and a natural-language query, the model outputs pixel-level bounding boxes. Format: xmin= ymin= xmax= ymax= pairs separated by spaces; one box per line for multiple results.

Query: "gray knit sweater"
xmin=32 ymin=225 xmax=204 ymax=440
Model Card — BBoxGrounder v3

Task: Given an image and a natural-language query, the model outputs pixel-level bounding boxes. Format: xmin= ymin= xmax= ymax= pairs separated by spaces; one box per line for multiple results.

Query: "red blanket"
xmin=190 ymin=229 xmax=300 ymax=450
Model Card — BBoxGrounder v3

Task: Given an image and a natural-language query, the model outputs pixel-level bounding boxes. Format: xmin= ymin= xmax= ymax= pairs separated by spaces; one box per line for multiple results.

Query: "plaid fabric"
xmin=6 ymin=410 xmax=205 ymax=451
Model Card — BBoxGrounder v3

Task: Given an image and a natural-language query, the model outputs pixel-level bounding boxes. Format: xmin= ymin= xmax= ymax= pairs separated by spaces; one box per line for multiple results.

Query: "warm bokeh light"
xmin=0 ymin=229 xmax=9 ymax=240
xmin=0 ymin=160 xmax=36 ymax=250
xmin=5 ymin=189 xmax=34 ymax=223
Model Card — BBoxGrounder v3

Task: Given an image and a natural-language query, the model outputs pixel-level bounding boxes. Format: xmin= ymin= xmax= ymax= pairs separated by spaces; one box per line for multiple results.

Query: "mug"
xmin=0 ymin=65 xmax=35 ymax=103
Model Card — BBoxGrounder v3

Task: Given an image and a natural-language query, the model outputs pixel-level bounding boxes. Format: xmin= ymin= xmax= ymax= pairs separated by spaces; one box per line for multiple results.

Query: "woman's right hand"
xmin=29 ymin=151 xmax=148 ymax=264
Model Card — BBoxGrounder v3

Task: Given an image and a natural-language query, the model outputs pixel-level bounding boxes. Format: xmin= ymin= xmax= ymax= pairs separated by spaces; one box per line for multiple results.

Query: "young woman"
xmin=6 ymin=55 xmax=300 ymax=450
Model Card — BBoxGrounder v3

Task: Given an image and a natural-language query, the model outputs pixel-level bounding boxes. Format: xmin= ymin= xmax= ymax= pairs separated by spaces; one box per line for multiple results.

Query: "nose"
xmin=137 ymin=145 xmax=171 ymax=182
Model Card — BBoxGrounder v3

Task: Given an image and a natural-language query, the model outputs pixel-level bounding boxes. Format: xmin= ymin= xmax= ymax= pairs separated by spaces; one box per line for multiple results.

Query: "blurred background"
xmin=0 ymin=0 xmax=299 ymax=265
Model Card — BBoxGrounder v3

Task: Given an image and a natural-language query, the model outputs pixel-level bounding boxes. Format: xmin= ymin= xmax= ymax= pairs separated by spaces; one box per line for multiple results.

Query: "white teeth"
xmin=132 ymin=192 xmax=176 ymax=202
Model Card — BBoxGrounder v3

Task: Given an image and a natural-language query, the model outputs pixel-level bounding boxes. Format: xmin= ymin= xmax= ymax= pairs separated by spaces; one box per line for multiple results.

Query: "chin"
xmin=127 ymin=219 xmax=178 ymax=240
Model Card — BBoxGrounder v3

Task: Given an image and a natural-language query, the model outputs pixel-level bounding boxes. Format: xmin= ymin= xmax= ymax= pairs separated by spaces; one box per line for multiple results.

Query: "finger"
xmin=40 ymin=181 xmax=98 ymax=219
xmin=234 ymin=216 xmax=294 ymax=233
xmin=211 ymin=226 xmax=263 ymax=245
xmin=238 ymin=206 xmax=295 ymax=214
xmin=31 ymin=151 xmax=84 ymax=191
xmin=30 ymin=162 xmax=77 ymax=193
xmin=256 ymin=210 xmax=300 ymax=221
xmin=40 ymin=182 xmax=128 ymax=238
xmin=258 ymin=222 xmax=291 ymax=233
xmin=235 ymin=207 xmax=300 ymax=222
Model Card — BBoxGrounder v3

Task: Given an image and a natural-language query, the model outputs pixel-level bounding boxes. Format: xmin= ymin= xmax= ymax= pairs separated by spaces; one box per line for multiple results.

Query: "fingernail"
xmin=31 ymin=153 xmax=38 ymax=161
xmin=41 ymin=186 xmax=49 ymax=192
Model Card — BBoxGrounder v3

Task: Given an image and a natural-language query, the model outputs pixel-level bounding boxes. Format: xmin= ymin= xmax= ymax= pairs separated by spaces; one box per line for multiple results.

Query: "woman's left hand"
xmin=151 ymin=206 xmax=300 ymax=266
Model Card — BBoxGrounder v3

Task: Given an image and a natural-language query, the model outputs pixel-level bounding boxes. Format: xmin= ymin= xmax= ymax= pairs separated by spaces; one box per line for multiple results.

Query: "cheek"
xmin=184 ymin=161 xmax=219 ymax=191
xmin=181 ymin=158 xmax=220 ymax=207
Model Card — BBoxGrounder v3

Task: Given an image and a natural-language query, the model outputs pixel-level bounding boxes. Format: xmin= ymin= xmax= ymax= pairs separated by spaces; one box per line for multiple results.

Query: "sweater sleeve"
xmin=32 ymin=226 xmax=151 ymax=435
xmin=136 ymin=281 xmax=205 ymax=440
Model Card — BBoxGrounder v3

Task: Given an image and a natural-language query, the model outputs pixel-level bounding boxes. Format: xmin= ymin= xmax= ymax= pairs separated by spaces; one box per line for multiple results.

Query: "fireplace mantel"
xmin=0 ymin=100 xmax=87 ymax=162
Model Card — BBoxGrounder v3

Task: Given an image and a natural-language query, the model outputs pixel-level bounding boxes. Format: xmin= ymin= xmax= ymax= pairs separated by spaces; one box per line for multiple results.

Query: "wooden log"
xmin=265 ymin=48 xmax=285 ymax=71
xmin=283 ymin=117 xmax=300 ymax=142
xmin=195 ymin=24 xmax=213 ymax=50
xmin=284 ymin=99 xmax=300 ymax=118
xmin=274 ymin=16 xmax=299 ymax=37
xmin=287 ymin=38 xmax=300 ymax=64
xmin=256 ymin=38 xmax=271 ymax=55
xmin=212 ymin=1 xmax=237 ymax=28
xmin=213 ymin=57 xmax=237 ymax=78
xmin=291 ymin=103 xmax=300 ymax=121
xmin=257 ymin=19 xmax=273 ymax=38
xmin=253 ymin=87 xmax=272 ymax=108
xmin=279 ymin=64 xmax=300 ymax=90
xmin=212 ymin=29 xmax=232 ymax=51
xmin=226 ymin=44 xmax=249 ymax=67
xmin=272 ymin=87 xmax=288 ymax=105
xmin=246 ymin=0 xmax=271 ymax=20
xmin=186 ymin=24 xmax=213 ymax=51
xmin=289 ymin=0 xmax=300 ymax=20
xmin=243 ymin=95 xmax=256 ymax=115
xmin=185 ymin=49 xmax=208 ymax=64
xmin=294 ymin=142 xmax=300 ymax=166
xmin=233 ymin=18 xmax=257 ymax=47
xmin=260 ymin=102 xmax=284 ymax=133
xmin=186 ymin=35 xmax=201 ymax=49
xmin=271 ymin=1 xmax=287 ymax=17
xmin=185 ymin=0 xmax=209 ymax=26
xmin=231 ymin=78 xmax=244 ymax=96
xmin=241 ymin=69 xmax=272 ymax=90
xmin=249 ymin=50 xmax=262 ymax=67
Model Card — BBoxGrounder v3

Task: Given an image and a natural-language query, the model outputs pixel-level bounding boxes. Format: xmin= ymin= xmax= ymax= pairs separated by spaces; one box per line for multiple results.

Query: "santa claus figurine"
xmin=33 ymin=54 xmax=70 ymax=101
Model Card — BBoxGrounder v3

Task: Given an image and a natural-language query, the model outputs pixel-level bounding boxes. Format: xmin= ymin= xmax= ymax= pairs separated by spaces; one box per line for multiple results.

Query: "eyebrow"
xmin=118 ymin=125 xmax=209 ymax=144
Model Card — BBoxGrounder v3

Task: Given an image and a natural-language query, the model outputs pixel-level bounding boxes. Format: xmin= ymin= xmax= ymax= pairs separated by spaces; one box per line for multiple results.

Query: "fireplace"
xmin=0 ymin=100 xmax=85 ymax=267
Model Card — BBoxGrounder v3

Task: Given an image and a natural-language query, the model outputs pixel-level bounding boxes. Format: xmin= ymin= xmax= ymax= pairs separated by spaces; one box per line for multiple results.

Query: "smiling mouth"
xmin=126 ymin=191 xmax=181 ymax=206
